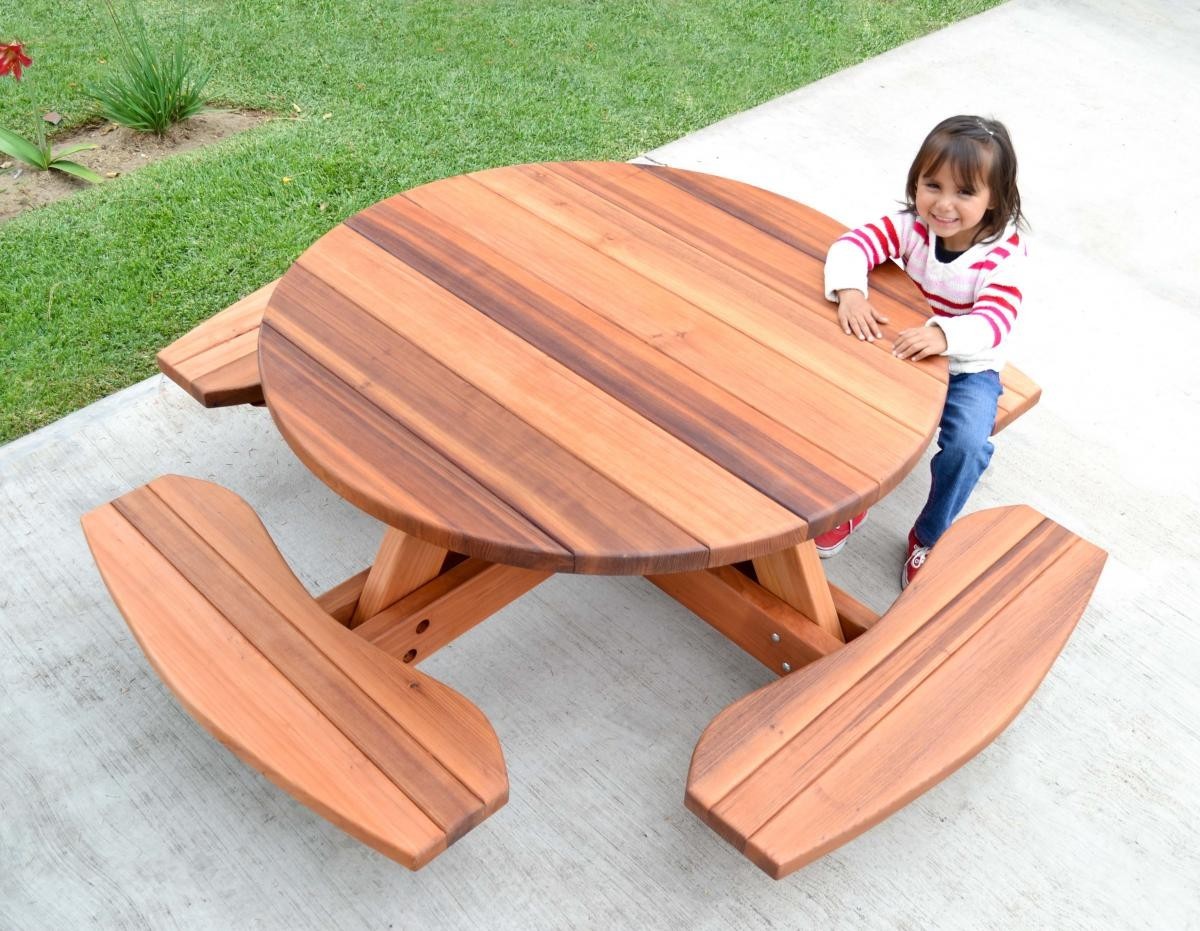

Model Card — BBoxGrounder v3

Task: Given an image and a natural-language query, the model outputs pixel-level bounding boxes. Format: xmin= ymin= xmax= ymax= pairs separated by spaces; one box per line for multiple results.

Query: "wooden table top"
xmin=259 ymin=161 xmax=947 ymax=575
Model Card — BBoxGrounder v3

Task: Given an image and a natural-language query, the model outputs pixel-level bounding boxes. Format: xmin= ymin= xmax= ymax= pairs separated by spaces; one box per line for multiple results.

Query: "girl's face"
xmin=915 ymin=160 xmax=993 ymax=251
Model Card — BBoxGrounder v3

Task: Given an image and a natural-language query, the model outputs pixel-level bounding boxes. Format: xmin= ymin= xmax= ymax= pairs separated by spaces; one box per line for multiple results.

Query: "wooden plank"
xmin=187 ymin=354 xmax=264 ymax=408
xmin=751 ymin=542 xmax=844 ymax=643
xmin=743 ymin=536 xmax=1106 ymax=878
xmin=171 ymin=328 xmax=260 ymax=386
xmin=157 ymin=281 xmax=275 ymax=408
xmin=356 ymin=558 xmax=551 ymax=664
xmin=113 ymin=485 xmax=485 ymax=837
xmin=348 ymin=199 xmax=860 ymax=523
xmin=286 ymin=224 xmax=805 ymax=567
xmin=647 ymin=566 xmax=843 ymax=675
xmin=158 ymin=281 xmax=275 ymax=365
xmin=260 ymin=333 xmax=577 ymax=571
xmin=709 ymin=520 xmax=1077 ymax=848
xmin=686 ymin=506 xmax=1041 ymax=811
xmin=130 ymin=477 xmax=508 ymax=822
xmin=685 ymin=506 xmax=1106 ymax=878
xmin=265 ymin=269 xmax=707 ymax=574
xmin=81 ymin=504 xmax=449 ymax=869
xmin=351 ymin=528 xmax=447 ymax=627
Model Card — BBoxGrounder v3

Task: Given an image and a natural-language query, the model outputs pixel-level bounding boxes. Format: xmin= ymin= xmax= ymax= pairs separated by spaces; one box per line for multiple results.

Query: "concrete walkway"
xmin=3 ymin=1 xmax=1197 ymax=927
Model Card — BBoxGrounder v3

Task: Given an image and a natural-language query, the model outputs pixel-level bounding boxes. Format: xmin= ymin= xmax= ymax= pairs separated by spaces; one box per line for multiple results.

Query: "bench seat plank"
xmin=995 ymin=364 xmax=1041 ymax=434
xmin=686 ymin=505 xmax=1105 ymax=879
xmin=157 ymin=281 xmax=276 ymax=407
xmin=82 ymin=475 xmax=507 ymax=869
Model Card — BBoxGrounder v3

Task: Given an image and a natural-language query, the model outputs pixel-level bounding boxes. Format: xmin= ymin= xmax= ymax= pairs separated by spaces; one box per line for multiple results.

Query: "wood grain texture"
xmin=348 ymin=200 xmax=856 ymax=522
xmin=261 ymin=330 xmax=578 ymax=571
xmin=157 ymin=281 xmax=276 ymax=408
xmin=81 ymin=475 xmax=508 ymax=870
xmin=400 ymin=176 xmax=877 ymax=516
xmin=351 ymin=528 xmax=447 ymax=627
xmin=260 ymin=163 xmax=949 ymax=573
xmin=684 ymin=505 xmax=1106 ymax=879
xmin=469 ymin=164 xmax=941 ymax=487
xmin=272 ymin=226 xmax=800 ymax=567
xmin=263 ymin=267 xmax=707 ymax=573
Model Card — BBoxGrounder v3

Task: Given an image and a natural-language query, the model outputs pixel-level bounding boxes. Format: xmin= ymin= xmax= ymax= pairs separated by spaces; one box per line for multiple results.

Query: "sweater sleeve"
xmin=824 ymin=213 xmax=914 ymax=301
xmin=927 ymin=245 xmax=1027 ymax=358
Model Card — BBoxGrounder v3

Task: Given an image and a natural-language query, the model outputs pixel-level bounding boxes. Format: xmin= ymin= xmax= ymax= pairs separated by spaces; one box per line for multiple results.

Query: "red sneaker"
xmin=901 ymin=528 xmax=931 ymax=589
xmin=814 ymin=511 xmax=867 ymax=558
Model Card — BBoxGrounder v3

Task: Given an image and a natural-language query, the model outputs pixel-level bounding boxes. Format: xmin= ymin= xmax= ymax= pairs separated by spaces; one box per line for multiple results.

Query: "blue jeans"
xmin=913 ymin=370 xmax=1002 ymax=547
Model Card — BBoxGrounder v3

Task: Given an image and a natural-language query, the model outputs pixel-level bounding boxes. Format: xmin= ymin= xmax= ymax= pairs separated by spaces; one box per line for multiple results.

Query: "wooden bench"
xmin=993 ymin=363 xmax=1040 ymax=434
xmin=685 ymin=504 xmax=1105 ymax=879
xmin=156 ymin=281 xmax=276 ymax=408
xmin=81 ymin=474 xmax=508 ymax=869
xmin=156 ymin=277 xmax=1041 ymax=431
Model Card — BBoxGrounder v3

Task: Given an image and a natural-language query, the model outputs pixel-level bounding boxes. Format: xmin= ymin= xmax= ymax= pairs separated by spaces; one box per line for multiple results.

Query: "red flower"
xmin=0 ymin=41 xmax=33 ymax=80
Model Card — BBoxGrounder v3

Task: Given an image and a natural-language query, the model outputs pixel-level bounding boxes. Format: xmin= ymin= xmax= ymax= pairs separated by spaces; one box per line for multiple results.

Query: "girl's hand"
xmin=836 ymin=289 xmax=889 ymax=341
xmin=892 ymin=325 xmax=948 ymax=361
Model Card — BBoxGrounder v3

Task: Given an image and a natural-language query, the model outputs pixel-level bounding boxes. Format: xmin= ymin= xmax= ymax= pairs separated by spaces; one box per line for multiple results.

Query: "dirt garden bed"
xmin=0 ymin=108 xmax=270 ymax=224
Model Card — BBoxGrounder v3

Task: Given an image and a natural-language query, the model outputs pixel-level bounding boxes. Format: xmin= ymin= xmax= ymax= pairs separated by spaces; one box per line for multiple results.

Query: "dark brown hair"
xmin=905 ymin=115 xmax=1024 ymax=246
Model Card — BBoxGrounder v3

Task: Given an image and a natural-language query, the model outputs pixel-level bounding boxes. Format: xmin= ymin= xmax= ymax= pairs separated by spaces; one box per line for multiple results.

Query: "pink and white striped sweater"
xmin=823 ymin=212 xmax=1027 ymax=375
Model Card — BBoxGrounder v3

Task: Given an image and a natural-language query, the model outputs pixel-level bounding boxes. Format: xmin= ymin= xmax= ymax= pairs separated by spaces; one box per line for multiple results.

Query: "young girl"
xmin=817 ymin=114 xmax=1027 ymax=589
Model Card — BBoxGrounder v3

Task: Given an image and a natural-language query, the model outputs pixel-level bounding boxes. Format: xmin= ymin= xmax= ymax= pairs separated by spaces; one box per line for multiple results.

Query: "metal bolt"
xmin=781 ymin=662 xmax=792 ymax=673
xmin=770 ymin=632 xmax=781 ymax=643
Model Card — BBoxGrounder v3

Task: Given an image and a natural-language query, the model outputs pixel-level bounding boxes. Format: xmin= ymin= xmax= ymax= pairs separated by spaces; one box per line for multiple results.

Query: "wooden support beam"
xmin=725 ymin=562 xmax=879 ymax=643
xmin=648 ymin=565 xmax=844 ymax=676
xmin=316 ymin=569 xmax=369 ymax=626
xmin=830 ymin=584 xmax=880 ymax=641
xmin=317 ymin=553 xmax=467 ymax=627
xmin=351 ymin=528 xmax=448 ymax=627
xmin=354 ymin=557 xmax=550 ymax=665
xmin=752 ymin=541 xmax=845 ymax=643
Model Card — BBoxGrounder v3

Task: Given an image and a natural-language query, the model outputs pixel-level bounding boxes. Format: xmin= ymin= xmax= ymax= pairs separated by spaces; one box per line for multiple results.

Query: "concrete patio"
xmin=2 ymin=0 xmax=1197 ymax=927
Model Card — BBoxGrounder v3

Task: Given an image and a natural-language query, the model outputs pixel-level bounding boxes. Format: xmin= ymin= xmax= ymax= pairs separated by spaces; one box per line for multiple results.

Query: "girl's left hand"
xmin=892 ymin=325 xmax=948 ymax=361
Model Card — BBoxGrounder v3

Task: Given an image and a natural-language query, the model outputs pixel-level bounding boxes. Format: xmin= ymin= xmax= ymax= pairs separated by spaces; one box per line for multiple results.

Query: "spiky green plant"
xmin=89 ymin=1 xmax=210 ymax=135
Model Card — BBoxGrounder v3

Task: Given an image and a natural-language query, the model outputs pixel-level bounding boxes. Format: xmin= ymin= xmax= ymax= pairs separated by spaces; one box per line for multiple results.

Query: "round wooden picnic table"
xmin=259 ymin=161 xmax=947 ymax=578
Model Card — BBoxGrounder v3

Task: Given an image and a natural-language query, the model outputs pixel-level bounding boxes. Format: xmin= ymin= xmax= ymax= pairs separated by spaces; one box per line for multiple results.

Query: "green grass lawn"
xmin=0 ymin=0 xmax=1001 ymax=443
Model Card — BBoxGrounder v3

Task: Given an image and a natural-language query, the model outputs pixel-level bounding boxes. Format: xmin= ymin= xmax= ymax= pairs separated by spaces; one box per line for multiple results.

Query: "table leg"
xmin=751 ymin=541 xmax=845 ymax=643
xmin=351 ymin=527 xmax=448 ymax=627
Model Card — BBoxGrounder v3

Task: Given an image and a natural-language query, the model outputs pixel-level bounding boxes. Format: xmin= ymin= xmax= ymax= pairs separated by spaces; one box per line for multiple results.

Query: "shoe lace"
xmin=909 ymin=545 xmax=930 ymax=569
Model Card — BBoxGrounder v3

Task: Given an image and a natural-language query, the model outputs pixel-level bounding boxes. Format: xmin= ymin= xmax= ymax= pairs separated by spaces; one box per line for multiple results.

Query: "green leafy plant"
xmin=0 ymin=40 xmax=102 ymax=182
xmin=90 ymin=0 xmax=211 ymax=135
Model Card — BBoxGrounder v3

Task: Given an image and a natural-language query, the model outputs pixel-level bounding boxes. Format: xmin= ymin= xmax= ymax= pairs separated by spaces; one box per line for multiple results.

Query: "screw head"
xmin=770 ymin=632 xmax=781 ymax=643
xmin=781 ymin=662 xmax=792 ymax=673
